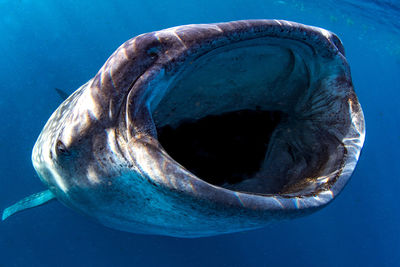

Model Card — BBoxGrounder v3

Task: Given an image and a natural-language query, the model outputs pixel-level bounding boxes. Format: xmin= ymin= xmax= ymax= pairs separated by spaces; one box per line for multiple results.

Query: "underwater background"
xmin=0 ymin=0 xmax=399 ymax=266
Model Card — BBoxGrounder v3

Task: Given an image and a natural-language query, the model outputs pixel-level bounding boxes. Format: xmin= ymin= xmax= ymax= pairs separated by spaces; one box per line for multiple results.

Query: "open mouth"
xmin=157 ymin=109 xmax=286 ymax=192
xmin=147 ymin=36 xmax=358 ymax=197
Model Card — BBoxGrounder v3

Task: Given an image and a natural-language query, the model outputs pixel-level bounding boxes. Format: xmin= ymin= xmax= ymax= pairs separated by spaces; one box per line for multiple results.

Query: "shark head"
xmin=27 ymin=20 xmax=365 ymax=237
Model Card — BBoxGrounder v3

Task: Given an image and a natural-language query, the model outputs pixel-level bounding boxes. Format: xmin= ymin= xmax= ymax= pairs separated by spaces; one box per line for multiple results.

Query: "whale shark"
xmin=2 ymin=20 xmax=365 ymax=237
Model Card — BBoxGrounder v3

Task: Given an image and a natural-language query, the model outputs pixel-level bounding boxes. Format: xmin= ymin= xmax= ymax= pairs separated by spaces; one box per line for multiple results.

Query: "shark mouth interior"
xmin=151 ymin=37 xmax=348 ymax=196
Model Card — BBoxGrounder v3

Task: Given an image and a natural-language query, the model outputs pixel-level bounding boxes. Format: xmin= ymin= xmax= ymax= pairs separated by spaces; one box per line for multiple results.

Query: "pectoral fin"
xmin=2 ymin=189 xmax=55 ymax=221
xmin=55 ymin=88 xmax=70 ymax=101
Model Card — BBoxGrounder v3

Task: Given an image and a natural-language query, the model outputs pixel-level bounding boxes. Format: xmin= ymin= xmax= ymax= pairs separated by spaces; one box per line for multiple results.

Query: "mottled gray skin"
xmin=31 ymin=20 xmax=364 ymax=237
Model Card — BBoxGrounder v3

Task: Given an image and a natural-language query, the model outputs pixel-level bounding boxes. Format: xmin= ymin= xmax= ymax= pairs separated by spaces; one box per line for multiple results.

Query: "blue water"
xmin=0 ymin=0 xmax=399 ymax=266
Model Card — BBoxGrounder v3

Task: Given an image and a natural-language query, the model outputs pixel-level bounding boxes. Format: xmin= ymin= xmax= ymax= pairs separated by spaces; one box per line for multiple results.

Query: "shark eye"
xmin=55 ymin=140 xmax=69 ymax=156
xmin=146 ymin=47 xmax=159 ymax=58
